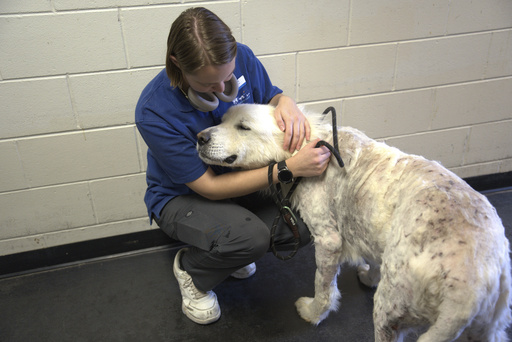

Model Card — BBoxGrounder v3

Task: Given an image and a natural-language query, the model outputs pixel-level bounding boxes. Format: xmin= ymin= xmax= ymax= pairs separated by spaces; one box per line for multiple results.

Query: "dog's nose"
xmin=197 ymin=131 xmax=210 ymax=146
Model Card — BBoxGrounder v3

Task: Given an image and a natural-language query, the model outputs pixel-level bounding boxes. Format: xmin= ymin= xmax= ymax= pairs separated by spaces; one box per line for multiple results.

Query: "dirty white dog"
xmin=196 ymin=103 xmax=511 ymax=341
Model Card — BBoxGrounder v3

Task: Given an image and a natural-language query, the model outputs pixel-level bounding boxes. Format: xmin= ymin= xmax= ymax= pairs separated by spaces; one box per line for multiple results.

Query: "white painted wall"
xmin=1 ymin=0 xmax=511 ymax=256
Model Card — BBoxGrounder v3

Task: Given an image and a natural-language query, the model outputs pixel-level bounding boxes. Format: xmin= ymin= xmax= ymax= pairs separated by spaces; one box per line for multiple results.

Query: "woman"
xmin=135 ymin=7 xmax=331 ymax=324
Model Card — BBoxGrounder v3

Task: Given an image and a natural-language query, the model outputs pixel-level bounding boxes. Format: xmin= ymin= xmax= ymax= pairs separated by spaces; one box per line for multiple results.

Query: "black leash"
xmin=268 ymin=163 xmax=302 ymax=260
xmin=268 ymin=107 xmax=344 ymax=261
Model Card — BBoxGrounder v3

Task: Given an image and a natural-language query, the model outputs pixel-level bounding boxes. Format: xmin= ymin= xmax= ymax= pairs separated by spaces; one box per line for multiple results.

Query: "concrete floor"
xmin=1 ymin=187 xmax=511 ymax=342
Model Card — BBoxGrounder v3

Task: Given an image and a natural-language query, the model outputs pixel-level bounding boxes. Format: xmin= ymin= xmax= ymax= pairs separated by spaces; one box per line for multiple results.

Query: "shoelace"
xmin=183 ymin=276 xmax=208 ymax=300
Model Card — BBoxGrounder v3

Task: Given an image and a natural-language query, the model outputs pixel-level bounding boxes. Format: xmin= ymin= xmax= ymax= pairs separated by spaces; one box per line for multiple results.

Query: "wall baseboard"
xmin=0 ymin=230 xmax=180 ymax=278
xmin=464 ymin=171 xmax=512 ymax=193
xmin=1 ymin=171 xmax=511 ymax=278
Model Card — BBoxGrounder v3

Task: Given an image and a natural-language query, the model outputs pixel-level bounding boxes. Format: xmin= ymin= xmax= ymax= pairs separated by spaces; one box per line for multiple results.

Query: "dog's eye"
xmin=237 ymin=124 xmax=251 ymax=131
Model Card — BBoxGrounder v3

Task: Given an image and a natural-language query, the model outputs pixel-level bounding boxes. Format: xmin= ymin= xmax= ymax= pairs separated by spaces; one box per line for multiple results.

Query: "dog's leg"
xmin=414 ymin=308 xmax=469 ymax=342
xmin=373 ymin=267 xmax=410 ymax=342
xmin=295 ymin=233 xmax=342 ymax=325
xmin=357 ymin=262 xmax=381 ymax=288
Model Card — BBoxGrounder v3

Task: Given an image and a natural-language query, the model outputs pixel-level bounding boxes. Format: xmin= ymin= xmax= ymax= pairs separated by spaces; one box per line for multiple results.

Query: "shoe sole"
xmin=182 ymin=302 xmax=221 ymax=325
xmin=230 ymin=268 xmax=256 ymax=279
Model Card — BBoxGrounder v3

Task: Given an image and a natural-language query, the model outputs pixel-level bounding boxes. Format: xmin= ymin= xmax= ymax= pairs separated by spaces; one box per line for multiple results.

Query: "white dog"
xmin=197 ymin=103 xmax=511 ymax=341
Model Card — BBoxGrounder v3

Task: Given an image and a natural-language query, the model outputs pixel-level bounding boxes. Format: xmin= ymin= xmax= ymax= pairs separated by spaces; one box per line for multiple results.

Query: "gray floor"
xmin=1 ymin=188 xmax=511 ymax=342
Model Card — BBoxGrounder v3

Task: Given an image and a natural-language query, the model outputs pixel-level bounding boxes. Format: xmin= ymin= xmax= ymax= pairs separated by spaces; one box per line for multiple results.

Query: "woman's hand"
xmin=286 ymin=139 xmax=331 ymax=178
xmin=271 ymin=95 xmax=311 ymax=152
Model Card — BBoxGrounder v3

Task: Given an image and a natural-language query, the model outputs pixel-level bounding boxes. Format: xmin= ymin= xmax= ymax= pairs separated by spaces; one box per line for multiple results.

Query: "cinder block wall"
xmin=1 ymin=0 xmax=511 ymax=256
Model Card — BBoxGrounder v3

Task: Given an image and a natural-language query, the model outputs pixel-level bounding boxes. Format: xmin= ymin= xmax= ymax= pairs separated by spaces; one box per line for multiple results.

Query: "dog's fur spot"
xmin=197 ymin=104 xmax=512 ymax=341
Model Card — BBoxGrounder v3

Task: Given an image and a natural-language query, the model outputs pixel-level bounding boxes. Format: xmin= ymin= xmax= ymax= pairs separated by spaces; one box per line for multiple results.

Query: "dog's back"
xmin=381 ymin=157 xmax=511 ymax=341
xmin=296 ymin=124 xmax=512 ymax=340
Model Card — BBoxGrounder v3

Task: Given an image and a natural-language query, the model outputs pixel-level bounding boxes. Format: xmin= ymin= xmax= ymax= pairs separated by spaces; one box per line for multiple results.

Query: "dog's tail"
xmin=460 ymin=255 xmax=512 ymax=342
xmin=416 ymin=238 xmax=512 ymax=342
xmin=462 ymin=246 xmax=512 ymax=342
xmin=486 ymin=251 xmax=512 ymax=342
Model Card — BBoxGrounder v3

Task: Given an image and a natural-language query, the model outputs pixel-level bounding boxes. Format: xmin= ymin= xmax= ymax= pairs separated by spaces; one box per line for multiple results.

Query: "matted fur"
xmin=197 ymin=104 xmax=512 ymax=341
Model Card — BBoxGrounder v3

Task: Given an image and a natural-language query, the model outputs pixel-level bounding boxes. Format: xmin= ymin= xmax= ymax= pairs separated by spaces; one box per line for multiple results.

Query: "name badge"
xmin=237 ymin=75 xmax=246 ymax=89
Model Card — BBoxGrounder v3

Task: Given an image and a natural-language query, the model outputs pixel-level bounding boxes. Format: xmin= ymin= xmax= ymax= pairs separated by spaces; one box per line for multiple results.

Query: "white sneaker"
xmin=173 ymin=248 xmax=221 ymax=324
xmin=231 ymin=262 xmax=257 ymax=279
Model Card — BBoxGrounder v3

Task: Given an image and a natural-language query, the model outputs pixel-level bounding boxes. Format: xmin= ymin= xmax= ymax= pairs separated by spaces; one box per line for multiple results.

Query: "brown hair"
xmin=166 ymin=7 xmax=237 ymax=89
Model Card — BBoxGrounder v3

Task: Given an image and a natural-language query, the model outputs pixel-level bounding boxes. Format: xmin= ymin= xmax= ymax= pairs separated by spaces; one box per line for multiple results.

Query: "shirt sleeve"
xmin=137 ymin=117 xmax=208 ymax=185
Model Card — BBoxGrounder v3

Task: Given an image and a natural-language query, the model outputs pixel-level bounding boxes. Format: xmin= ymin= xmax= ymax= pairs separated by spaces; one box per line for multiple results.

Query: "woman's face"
xmin=183 ymin=58 xmax=236 ymax=94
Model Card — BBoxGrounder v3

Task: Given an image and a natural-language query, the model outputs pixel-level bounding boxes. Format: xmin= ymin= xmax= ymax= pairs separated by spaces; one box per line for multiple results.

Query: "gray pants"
xmin=155 ymin=193 xmax=311 ymax=292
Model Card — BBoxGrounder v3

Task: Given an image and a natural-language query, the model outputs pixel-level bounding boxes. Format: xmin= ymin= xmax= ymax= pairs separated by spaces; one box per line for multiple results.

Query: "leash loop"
xmin=268 ymin=162 xmax=302 ymax=261
xmin=281 ymin=206 xmax=300 ymax=239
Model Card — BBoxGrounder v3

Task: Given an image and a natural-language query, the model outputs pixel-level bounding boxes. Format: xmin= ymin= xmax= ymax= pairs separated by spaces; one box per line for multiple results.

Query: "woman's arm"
xmin=186 ymin=138 xmax=330 ymax=201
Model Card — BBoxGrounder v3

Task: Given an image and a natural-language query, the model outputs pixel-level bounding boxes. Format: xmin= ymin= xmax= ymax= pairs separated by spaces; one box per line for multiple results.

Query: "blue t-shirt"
xmin=135 ymin=43 xmax=282 ymax=221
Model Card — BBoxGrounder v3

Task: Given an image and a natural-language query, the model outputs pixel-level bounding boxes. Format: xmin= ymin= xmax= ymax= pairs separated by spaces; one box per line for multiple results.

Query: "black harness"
xmin=268 ymin=107 xmax=344 ymax=260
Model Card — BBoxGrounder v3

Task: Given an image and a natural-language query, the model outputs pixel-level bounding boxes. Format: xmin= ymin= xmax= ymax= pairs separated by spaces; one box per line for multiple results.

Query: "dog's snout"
xmin=197 ymin=131 xmax=211 ymax=146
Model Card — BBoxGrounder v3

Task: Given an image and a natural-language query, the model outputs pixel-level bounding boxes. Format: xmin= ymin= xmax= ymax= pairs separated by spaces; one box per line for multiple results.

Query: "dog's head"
xmin=197 ymin=104 xmax=292 ymax=169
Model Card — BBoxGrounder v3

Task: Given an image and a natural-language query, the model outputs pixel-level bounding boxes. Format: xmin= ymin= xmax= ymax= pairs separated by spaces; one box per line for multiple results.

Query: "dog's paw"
xmin=357 ymin=264 xmax=380 ymax=287
xmin=295 ymin=297 xmax=322 ymax=325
